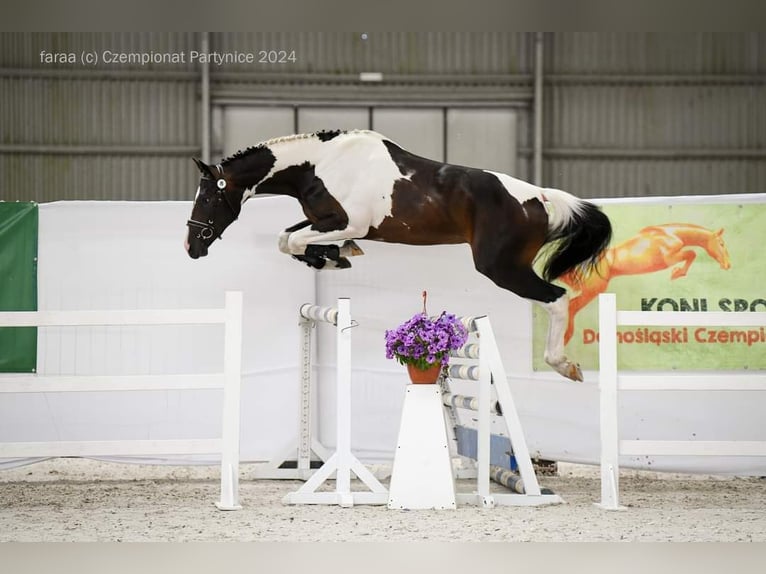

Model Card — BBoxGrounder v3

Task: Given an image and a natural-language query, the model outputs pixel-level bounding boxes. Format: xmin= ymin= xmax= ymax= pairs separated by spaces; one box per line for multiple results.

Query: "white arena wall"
xmin=1 ymin=195 xmax=765 ymax=475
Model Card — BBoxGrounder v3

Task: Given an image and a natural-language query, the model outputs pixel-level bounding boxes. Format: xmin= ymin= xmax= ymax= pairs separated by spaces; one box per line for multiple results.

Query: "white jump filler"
xmin=388 ymin=384 xmax=457 ymax=510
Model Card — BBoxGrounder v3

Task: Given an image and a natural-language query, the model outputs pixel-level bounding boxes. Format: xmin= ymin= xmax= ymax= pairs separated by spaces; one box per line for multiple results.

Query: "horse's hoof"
xmin=551 ymin=359 xmax=583 ymax=382
xmin=340 ymin=240 xmax=364 ymax=258
xmin=322 ymin=257 xmax=352 ymax=270
xmin=566 ymin=362 xmax=584 ymax=382
xmin=292 ymin=254 xmax=326 ymax=270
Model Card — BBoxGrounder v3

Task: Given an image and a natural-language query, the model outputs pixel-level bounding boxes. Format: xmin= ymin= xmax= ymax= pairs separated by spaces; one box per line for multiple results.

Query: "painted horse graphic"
xmin=560 ymin=223 xmax=731 ymax=344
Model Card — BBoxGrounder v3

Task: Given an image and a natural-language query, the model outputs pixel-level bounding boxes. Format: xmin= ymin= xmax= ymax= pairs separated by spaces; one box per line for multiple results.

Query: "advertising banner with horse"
xmin=534 ymin=199 xmax=766 ymax=372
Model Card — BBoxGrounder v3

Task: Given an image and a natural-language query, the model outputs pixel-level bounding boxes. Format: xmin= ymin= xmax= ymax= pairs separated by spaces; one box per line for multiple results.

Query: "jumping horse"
xmin=185 ymin=130 xmax=612 ymax=381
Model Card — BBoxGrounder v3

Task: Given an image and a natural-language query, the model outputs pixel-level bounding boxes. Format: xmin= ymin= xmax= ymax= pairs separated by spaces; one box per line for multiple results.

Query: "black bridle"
xmin=186 ymin=174 xmax=241 ymax=242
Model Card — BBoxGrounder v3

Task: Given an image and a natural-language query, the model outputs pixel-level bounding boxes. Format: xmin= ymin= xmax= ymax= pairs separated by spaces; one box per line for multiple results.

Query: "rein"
xmin=187 ymin=171 xmax=240 ymax=241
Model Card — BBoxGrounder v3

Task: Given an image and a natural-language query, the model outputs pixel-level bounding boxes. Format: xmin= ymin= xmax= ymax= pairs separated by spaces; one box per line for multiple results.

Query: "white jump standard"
xmin=282 ymin=298 xmax=388 ymax=507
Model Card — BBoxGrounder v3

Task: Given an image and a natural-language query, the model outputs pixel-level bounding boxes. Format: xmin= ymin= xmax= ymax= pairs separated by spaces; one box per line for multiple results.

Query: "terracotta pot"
xmin=406 ymin=362 xmax=443 ymax=384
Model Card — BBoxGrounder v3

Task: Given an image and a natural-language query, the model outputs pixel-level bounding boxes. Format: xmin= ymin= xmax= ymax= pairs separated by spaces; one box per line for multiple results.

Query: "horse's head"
xmin=706 ymin=228 xmax=731 ymax=270
xmin=185 ymin=159 xmax=244 ymax=259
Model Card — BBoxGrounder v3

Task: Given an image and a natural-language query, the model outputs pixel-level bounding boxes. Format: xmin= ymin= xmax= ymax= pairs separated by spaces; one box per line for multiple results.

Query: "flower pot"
xmin=406 ymin=362 xmax=443 ymax=384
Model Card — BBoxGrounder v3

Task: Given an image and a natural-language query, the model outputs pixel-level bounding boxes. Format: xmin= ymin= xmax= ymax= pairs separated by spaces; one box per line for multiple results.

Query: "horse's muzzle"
xmin=185 ymin=239 xmax=208 ymax=259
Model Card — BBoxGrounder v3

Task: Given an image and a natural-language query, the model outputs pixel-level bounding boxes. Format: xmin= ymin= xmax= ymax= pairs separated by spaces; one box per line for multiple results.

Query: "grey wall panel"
xmin=0 ymin=156 xmax=198 ymax=202
xmin=297 ymin=107 xmax=369 ymax=133
xmin=447 ymin=109 xmax=517 ymax=174
xmin=1 ymin=78 xmax=198 ymax=146
xmin=549 ymin=32 xmax=766 ymax=74
xmin=548 ymin=84 xmax=766 ymax=150
xmin=222 ymin=107 xmax=294 ymax=158
xmin=547 ymin=159 xmax=766 ymax=199
xmin=372 ymin=108 xmax=443 ymax=161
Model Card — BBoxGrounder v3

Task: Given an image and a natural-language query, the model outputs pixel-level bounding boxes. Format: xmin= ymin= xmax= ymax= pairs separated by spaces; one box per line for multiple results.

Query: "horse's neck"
xmin=267 ymin=135 xmax=329 ymax=172
xmin=670 ymin=225 xmax=711 ymax=247
xmin=222 ymin=136 xmax=327 ymax=192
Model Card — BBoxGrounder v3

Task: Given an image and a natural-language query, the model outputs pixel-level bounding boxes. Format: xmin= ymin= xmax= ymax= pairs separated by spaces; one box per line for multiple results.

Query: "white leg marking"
xmin=537 ymin=293 xmax=582 ymax=381
xmin=285 ymin=227 xmax=363 ymax=255
xmin=277 ymin=230 xmax=291 ymax=254
xmin=539 ymin=293 xmax=569 ymax=366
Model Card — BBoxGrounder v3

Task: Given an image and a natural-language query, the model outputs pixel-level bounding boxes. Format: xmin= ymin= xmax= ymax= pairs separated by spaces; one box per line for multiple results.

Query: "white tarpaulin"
xmin=1 ymin=196 xmax=765 ymax=474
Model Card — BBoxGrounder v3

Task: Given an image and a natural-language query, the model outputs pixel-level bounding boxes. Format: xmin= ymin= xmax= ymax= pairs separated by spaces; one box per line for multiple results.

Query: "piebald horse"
xmin=185 ymin=130 xmax=612 ymax=381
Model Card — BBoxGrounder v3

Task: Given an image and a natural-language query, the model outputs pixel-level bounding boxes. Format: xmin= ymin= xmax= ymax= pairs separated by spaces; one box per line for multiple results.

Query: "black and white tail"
xmin=540 ymin=188 xmax=612 ymax=282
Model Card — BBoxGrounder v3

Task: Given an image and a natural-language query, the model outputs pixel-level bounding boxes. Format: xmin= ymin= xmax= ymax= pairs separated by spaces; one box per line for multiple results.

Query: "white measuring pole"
xmin=297 ymin=313 xmax=314 ymax=473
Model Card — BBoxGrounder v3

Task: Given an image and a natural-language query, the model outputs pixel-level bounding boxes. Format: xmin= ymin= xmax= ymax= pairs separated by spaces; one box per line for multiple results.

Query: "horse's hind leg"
xmin=476 ymin=259 xmax=583 ymax=382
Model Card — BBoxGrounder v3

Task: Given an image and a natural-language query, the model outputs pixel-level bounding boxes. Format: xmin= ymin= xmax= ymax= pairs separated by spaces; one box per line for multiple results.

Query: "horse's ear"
xmin=716 ymin=228 xmax=725 ymax=237
xmin=192 ymin=158 xmax=215 ymax=179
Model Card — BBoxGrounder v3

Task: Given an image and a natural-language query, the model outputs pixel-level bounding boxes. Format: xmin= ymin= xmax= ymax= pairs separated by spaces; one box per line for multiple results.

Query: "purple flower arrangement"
xmin=385 ymin=311 xmax=469 ymax=371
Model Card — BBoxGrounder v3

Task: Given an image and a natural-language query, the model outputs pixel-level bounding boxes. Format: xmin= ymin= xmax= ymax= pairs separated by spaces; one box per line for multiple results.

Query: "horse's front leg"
xmin=279 ymin=220 xmax=312 ymax=254
xmin=279 ymin=220 xmax=364 ymax=269
xmin=286 ymin=225 xmax=367 ymax=270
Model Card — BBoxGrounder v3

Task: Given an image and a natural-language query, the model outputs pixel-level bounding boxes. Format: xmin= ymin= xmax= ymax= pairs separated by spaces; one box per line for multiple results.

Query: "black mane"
xmin=221 ymin=130 xmax=347 ymax=166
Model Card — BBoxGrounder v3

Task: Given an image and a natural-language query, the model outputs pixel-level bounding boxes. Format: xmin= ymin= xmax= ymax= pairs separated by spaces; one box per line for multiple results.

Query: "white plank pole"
xmin=0 ymin=308 xmax=226 ymax=327
xmin=617 ymin=310 xmax=766 ymax=327
xmin=621 ymin=440 xmax=766 ymax=457
xmin=618 ymin=375 xmax=766 ymax=391
xmin=0 ymin=439 xmax=222 ymax=458
xmin=0 ymin=374 xmax=225 ymax=393
xmin=217 ymin=290 xmax=243 ymax=510
xmin=597 ymin=293 xmax=622 ymax=510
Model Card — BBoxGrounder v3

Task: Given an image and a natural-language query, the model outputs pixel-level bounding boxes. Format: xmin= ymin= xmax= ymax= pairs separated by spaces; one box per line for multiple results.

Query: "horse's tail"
xmin=540 ymin=188 xmax=612 ymax=283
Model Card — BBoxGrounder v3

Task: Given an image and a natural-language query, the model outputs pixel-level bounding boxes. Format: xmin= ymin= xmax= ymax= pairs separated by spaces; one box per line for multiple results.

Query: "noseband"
xmin=187 ymin=175 xmax=240 ymax=242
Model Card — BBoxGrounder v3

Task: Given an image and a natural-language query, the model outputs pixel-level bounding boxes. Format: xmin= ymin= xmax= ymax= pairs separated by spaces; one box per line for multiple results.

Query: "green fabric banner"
xmin=0 ymin=202 xmax=38 ymax=373
xmin=534 ymin=200 xmax=766 ymax=372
